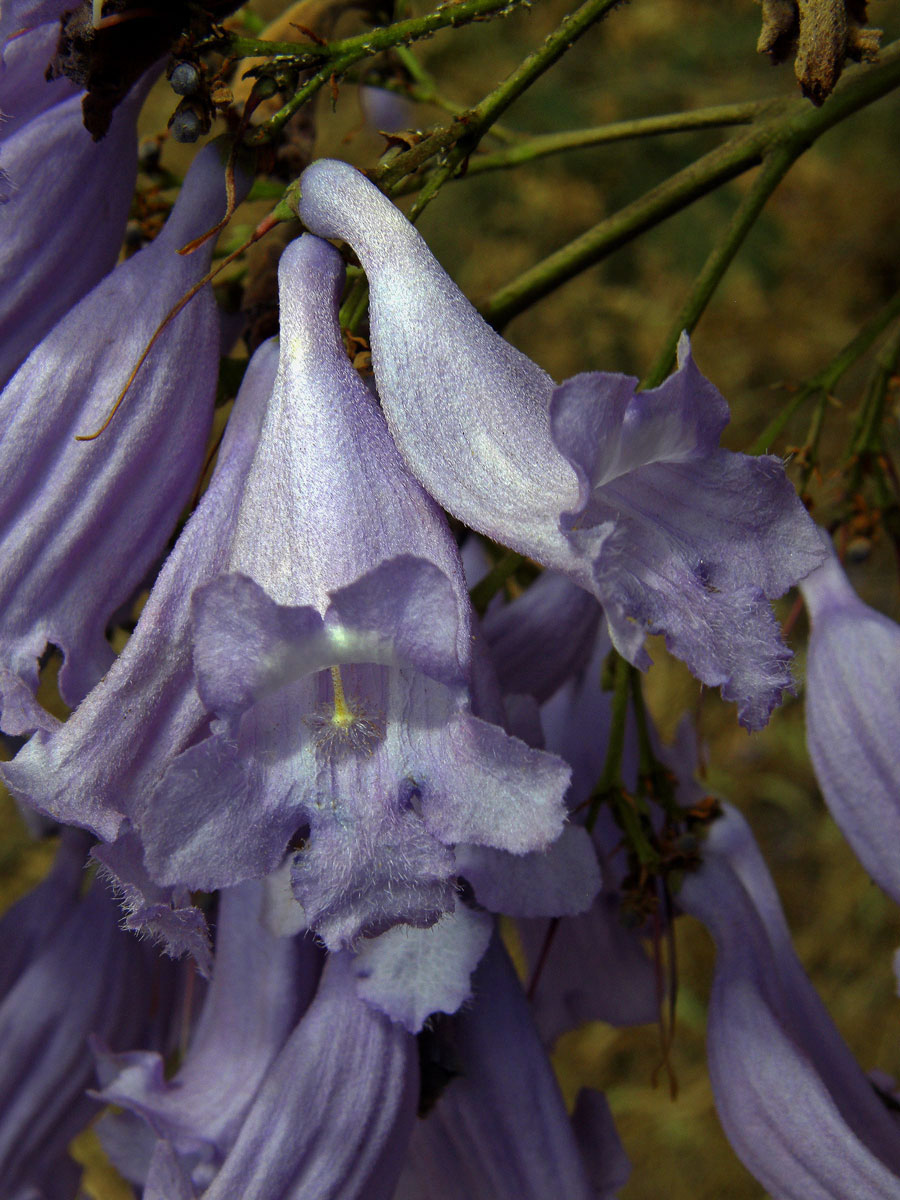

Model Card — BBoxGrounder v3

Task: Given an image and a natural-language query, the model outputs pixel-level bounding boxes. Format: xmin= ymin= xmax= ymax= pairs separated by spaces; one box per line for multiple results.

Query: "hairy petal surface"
xmin=800 ymin=538 xmax=900 ymax=904
xmin=0 ymin=143 xmax=242 ymax=717
xmin=297 ymin=160 xmax=823 ymax=728
xmin=352 ymin=906 xmax=494 ymax=1032
xmin=679 ymin=805 xmax=900 ymax=1198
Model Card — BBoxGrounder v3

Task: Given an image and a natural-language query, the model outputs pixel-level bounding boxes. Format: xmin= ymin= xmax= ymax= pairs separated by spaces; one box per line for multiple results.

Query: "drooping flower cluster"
xmin=1 ymin=31 xmax=895 ymax=1195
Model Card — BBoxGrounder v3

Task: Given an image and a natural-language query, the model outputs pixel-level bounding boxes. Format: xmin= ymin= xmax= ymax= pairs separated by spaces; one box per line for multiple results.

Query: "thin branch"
xmin=642 ymin=144 xmax=796 ymax=389
xmin=233 ymin=0 xmax=529 ymax=144
xmin=375 ymin=0 xmax=626 ymax=195
xmin=391 ymin=101 xmax=762 ymax=195
xmin=481 ymin=39 xmax=900 ymax=329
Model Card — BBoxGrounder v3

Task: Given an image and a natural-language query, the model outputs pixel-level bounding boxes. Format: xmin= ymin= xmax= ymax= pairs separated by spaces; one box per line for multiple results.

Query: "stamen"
xmin=305 ymin=666 xmax=384 ymax=759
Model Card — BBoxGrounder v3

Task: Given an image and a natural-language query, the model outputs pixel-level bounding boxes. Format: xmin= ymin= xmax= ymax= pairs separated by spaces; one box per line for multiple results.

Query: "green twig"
xmin=391 ymin=101 xmax=763 ymax=194
xmin=235 ymin=0 xmax=530 ymax=145
xmin=392 ymin=46 xmax=522 ymax=143
xmin=481 ymin=40 xmax=900 ymax=329
xmin=586 ymin=652 xmax=631 ymax=832
xmin=845 ymin=320 xmax=900 ymax=493
xmin=797 ymin=391 xmax=832 ymax=498
xmin=642 ymin=144 xmax=796 ymax=389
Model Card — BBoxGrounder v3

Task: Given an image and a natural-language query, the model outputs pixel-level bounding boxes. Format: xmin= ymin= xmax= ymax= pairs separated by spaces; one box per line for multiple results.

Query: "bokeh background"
xmin=3 ymin=1 xmax=900 ymax=1195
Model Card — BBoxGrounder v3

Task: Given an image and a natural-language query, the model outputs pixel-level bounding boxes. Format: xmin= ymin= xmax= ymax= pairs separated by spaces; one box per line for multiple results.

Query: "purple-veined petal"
xmin=0 ymin=141 xmax=243 ymax=717
xmin=0 ymin=22 xmax=75 ymax=138
xmin=226 ymin=236 xmax=471 ymax=654
xmin=0 ymin=829 xmax=90 ymax=1000
xmin=0 ymin=338 xmax=278 ymax=842
xmin=0 ymin=66 xmax=154 ymax=381
xmin=352 ymin=905 xmax=493 ymax=1032
xmin=800 ymin=535 xmax=900 ymax=904
xmin=181 ymin=952 xmax=418 ymax=1200
xmin=570 ymin=1089 xmax=632 ymax=1199
xmin=297 ymin=160 xmax=824 ymax=729
xmin=0 ymin=0 xmax=70 ymax=50
xmin=481 ymin=569 xmax=602 ymax=705
xmin=0 ymin=878 xmax=170 ymax=1199
xmin=394 ymin=934 xmax=620 ymax=1200
xmin=94 ymin=882 xmax=320 ymax=1182
xmin=679 ymin=804 xmax=900 ymax=1198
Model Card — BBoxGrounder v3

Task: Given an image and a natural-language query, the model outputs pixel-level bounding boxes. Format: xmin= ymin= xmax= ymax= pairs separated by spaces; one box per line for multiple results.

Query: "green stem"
xmin=338 ymin=274 xmax=370 ymax=332
xmin=469 ymin=550 xmax=525 ymax=614
xmin=481 ymin=40 xmax=900 ymax=329
xmin=798 ymin=391 xmax=831 ymax=497
xmin=239 ymin=0 xmax=530 ymax=144
xmin=586 ymin=652 xmax=630 ymax=832
xmin=750 ymin=286 xmax=900 ymax=455
xmin=642 ymin=144 xmax=796 ymax=389
xmin=392 ymin=46 xmax=522 ymax=143
xmin=391 ymin=101 xmax=763 ymax=194
xmin=225 ymin=0 xmax=522 ymax=61
xmin=846 ymin=320 xmax=900 ymax=491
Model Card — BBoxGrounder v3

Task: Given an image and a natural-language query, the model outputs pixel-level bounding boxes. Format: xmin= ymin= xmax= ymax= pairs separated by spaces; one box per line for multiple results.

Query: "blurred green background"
xmin=3 ymin=1 xmax=900 ymax=1196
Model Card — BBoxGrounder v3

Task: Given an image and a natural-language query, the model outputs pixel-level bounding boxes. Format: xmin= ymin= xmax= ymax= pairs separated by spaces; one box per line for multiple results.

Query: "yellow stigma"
xmin=329 ymin=666 xmax=354 ymax=727
xmin=305 ymin=666 xmax=384 ymax=759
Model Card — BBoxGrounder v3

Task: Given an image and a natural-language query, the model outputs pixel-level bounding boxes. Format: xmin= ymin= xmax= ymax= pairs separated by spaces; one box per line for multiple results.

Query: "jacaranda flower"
xmin=1 ymin=338 xmax=280 ymax=963
xmin=97 ymin=885 xmax=418 ymax=1200
xmin=296 ymin=159 xmax=825 ymax=730
xmin=136 ymin=234 xmax=570 ymax=978
xmin=394 ymin=933 xmax=631 ymax=1200
xmin=0 ymin=142 xmax=242 ymax=728
xmin=800 ymin=533 xmax=900 ymax=905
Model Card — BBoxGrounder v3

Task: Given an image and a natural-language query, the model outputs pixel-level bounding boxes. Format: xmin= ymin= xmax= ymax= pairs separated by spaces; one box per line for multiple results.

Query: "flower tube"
xmin=297 ymin=159 xmax=824 ymax=730
xmin=0 ymin=141 xmax=242 ymax=722
xmin=0 ymin=838 xmax=172 ymax=1199
xmin=800 ymin=535 xmax=900 ymax=905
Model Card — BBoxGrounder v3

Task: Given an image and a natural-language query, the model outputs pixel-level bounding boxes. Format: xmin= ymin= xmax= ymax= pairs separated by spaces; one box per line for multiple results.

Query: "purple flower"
xmin=296 ymin=159 xmax=825 ymax=730
xmin=0 ymin=337 xmax=278 ymax=839
xmin=94 ymin=882 xmax=322 ymax=1193
xmin=679 ymin=804 xmax=900 ymax=1199
xmin=800 ymin=534 xmax=900 ymax=905
xmin=480 ymin=571 xmax=662 ymax=1038
xmin=0 ymin=142 xmax=241 ymax=725
xmin=0 ymin=337 xmax=280 ymax=967
xmin=96 ymin=892 xmax=418 ymax=1200
xmin=134 ymin=233 xmax=570 ymax=962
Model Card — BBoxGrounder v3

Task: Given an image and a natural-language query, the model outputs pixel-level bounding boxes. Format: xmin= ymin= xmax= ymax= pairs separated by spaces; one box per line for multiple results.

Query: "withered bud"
xmin=756 ymin=0 xmax=881 ymax=105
